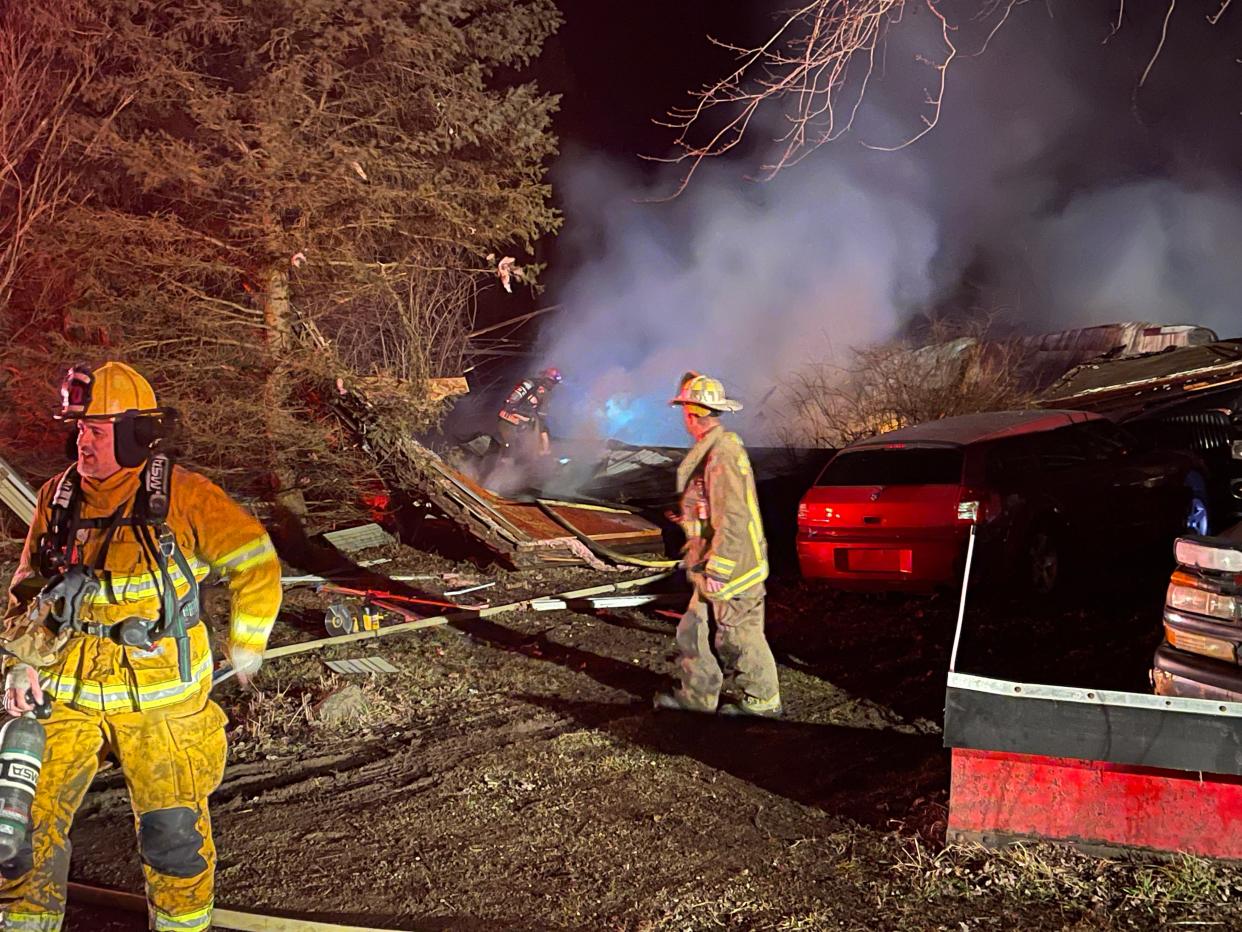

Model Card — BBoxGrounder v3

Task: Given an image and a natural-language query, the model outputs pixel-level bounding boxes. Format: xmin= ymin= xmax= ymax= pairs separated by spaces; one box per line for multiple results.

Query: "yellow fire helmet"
xmin=56 ymin=362 xmax=173 ymax=466
xmin=57 ymin=361 xmax=160 ymax=421
xmin=669 ymin=373 xmax=743 ymax=413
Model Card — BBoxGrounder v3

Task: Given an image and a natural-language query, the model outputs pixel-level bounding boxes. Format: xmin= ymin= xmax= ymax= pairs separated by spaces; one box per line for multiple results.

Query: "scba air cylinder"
xmin=0 ymin=715 xmax=45 ymax=862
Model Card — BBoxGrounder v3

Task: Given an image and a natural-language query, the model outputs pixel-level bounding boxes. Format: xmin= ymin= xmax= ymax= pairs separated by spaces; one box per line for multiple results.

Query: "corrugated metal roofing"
xmin=1042 ymin=340 xmax=1242 ymax=408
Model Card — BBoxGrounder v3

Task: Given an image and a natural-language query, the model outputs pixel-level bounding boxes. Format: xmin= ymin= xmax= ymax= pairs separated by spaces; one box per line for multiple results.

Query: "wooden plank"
xmin=0 ymin=453 xmax=37 ymax=526
xmin=321 ymin=523 xmax=395 ymax=553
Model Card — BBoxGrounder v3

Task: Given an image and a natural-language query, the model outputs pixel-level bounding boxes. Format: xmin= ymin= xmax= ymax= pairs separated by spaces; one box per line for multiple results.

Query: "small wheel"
xmin=1024 ymin=526 xmax=1061 ymax=596
xmin=324 ymin=601 xmax=358 ymax=636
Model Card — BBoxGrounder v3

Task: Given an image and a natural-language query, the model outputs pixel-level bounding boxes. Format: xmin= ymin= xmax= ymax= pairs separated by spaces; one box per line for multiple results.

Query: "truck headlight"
xmin=1174 ymin=537 xmax=1242 ymax=574
xmin=1167 ymin=580 xmax=1242 ymax=622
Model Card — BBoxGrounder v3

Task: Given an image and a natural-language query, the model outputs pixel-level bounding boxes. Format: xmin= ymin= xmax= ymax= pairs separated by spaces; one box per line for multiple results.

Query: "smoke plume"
xmin=532 ymin=2 xmax=1242 ymax=447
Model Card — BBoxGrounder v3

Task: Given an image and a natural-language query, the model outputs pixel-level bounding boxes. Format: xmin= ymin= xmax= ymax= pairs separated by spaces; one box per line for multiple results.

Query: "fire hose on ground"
xmin=214 ymin=497 xmax=680 ymax=687
xmin=213 ymin=569 xmax=675 ymax=685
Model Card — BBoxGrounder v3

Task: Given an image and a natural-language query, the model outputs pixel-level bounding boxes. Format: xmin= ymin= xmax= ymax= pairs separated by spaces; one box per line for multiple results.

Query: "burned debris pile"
xmin=327 ymin=381 xmax=665 ymax=569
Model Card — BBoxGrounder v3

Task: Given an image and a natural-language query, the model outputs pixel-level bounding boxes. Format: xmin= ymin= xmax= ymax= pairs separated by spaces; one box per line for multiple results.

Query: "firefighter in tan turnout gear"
xmin=0 ymin=362 xmax=282 ymax=932
xmin=655 ymin=374 xmax=781 ymax=717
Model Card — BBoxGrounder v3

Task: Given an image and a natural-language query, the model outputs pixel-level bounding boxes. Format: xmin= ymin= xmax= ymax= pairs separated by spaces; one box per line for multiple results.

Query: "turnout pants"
xmin=0 ymin=696 xmax=227 ymax=932
xmin=674 ymin=588 xmax=780 ymax=710
xmin=496 ymin=419 xmax=543 ymax=463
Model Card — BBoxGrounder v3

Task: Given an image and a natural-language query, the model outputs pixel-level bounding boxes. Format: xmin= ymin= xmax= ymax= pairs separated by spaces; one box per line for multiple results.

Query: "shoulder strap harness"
xmin=36 ymin=452 xmax=199 ymax=681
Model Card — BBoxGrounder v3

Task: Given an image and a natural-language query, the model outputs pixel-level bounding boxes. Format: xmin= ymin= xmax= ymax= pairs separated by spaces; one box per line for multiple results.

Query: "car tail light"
xmin=957 ymin=488 xmax=1001 ymax=523
xmin=1167 ymin=572 xmax=1242 ymax=622
xmin=797 ymin=502 xmax=808 ymax=521
xmin=1174 ymin=537 xmax=1242 ymax=574
xmin=1164 ymin=623 xmax=1237 ymax=662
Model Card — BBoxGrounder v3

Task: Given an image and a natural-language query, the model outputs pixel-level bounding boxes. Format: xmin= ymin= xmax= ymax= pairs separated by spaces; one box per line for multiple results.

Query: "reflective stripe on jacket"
xmin=5 ymin=464 xmax=281 ymax=712
xmin=676 ymin=425 xmax=768 ymax=601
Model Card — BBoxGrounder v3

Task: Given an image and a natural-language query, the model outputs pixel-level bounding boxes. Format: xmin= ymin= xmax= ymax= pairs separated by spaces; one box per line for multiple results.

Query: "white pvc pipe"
xmin=949 ymin=523 xmax=977 ymax=674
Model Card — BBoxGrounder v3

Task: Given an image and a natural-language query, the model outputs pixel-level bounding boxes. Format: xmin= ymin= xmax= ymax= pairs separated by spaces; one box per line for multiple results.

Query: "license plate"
xmin=845 ymin=549 xmax=912 ymax=573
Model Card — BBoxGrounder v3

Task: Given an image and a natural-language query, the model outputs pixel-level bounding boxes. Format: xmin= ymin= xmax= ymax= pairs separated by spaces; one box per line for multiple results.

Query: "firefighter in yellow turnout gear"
xmin=0 ymin=362 xmax=282 ymax=932
xmin=655 ymin=374 xmax=781 ymax=717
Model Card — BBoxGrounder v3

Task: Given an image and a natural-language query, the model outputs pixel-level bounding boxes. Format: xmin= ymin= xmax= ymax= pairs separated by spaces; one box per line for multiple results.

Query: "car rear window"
xmin=815 ymin=447 xmax=964 ymax=486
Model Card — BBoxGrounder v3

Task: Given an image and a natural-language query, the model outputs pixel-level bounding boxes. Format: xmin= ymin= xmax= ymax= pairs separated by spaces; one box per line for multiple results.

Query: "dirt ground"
xmin=4 ymin=526 xmax=1242 ymax=931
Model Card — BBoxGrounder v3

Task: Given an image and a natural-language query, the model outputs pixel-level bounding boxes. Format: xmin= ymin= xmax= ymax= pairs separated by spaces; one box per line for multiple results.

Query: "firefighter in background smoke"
xmin=496 ymin=367 xmax=562 ymax=466
xmin=0 ymin=362 xmax=282 ymax=932
xmin=655 ymin=373 xmax=782 ymax=717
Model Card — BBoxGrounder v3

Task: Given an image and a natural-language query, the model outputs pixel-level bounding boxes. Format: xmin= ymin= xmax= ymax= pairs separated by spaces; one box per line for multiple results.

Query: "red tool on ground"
xmin=317 ymin=584 xmax=486 ymax=611
xmin=317 ymin=584 xmax=488 ymax=637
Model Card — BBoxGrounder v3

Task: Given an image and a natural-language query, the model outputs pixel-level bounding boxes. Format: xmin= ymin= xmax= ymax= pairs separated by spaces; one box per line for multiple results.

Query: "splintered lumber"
xmin=213 ymin=571 xmax=674 ymax=686
xmin=328 ymin=383 xmax=664 ymax=567
xmin=0 ymin=453 xmax=37 ymax=526
xmin=321 ymin=523 xmax=395 ymax=553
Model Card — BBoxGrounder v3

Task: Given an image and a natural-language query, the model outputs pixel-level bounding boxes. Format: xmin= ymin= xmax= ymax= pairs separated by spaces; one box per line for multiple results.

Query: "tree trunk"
xmin=262 ymin=265 xmax=307 ymax=517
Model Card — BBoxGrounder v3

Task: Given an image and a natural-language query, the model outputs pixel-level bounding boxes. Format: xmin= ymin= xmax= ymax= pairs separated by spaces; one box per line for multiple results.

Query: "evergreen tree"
xmin=1 ymin=0 xmax=561 ymax=516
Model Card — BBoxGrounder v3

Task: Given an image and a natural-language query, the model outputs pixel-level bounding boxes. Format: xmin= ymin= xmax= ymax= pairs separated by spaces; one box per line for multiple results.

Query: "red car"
xmin=797 ymin=410 xmax=1207 ymax=592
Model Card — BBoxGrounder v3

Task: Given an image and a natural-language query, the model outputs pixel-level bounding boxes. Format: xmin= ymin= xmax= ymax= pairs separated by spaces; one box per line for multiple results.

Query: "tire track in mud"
xmin=217 ymin=708 xmax=580 ymax=815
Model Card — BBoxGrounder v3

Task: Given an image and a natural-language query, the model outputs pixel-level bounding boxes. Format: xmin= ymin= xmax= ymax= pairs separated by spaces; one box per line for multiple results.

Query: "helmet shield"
xmin=59 ymin=366 xmax=95 ymax=420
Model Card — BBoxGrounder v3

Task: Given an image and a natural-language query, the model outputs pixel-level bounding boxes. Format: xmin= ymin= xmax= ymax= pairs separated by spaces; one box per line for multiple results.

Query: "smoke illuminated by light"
xmin=598 ymin=394 xmax=639 ymax=435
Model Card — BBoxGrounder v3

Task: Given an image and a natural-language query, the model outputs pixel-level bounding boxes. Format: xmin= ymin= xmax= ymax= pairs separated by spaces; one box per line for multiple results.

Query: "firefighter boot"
xmin=717 ymin=696 xmax=783 ymax=718
xmin=652 ymin=690 xmax=718 ymax=714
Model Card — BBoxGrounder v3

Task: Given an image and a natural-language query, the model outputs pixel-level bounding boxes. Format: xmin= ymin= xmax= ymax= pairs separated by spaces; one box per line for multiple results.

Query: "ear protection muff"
xmin=112 ymin=409 xmax=178 ymax=469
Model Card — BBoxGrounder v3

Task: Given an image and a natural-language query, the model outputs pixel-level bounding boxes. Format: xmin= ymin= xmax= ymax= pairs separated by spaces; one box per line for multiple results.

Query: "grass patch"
xmin=889 ymin=839 xmax=1242 ymax=925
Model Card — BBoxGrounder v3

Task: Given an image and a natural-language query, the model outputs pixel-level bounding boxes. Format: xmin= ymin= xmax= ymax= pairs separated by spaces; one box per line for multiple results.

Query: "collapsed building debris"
xmin=322 ymin=656 xmax=400 ymax=676
xmin=903 ymin=321 xmax=1219 ymax=399
xmin=328 ymin=382 xmax=666 ymax=568
xmin=557 ymin=440 xmax=833 ymax=511
xmin=1040 ymin=337 xmax=1242 ymax=416
xmin=1039 ymin=338 xmax=1242 ymax=522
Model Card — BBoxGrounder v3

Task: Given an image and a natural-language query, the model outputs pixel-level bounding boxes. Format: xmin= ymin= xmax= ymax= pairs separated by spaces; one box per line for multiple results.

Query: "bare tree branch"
xmin=656 ymin=1 xmax=1031 ymax=194
xmin=1139 ymin=0 xmax=1177 ymax=87
xmin=664 ymin=0 xmax=1221 ymax=190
